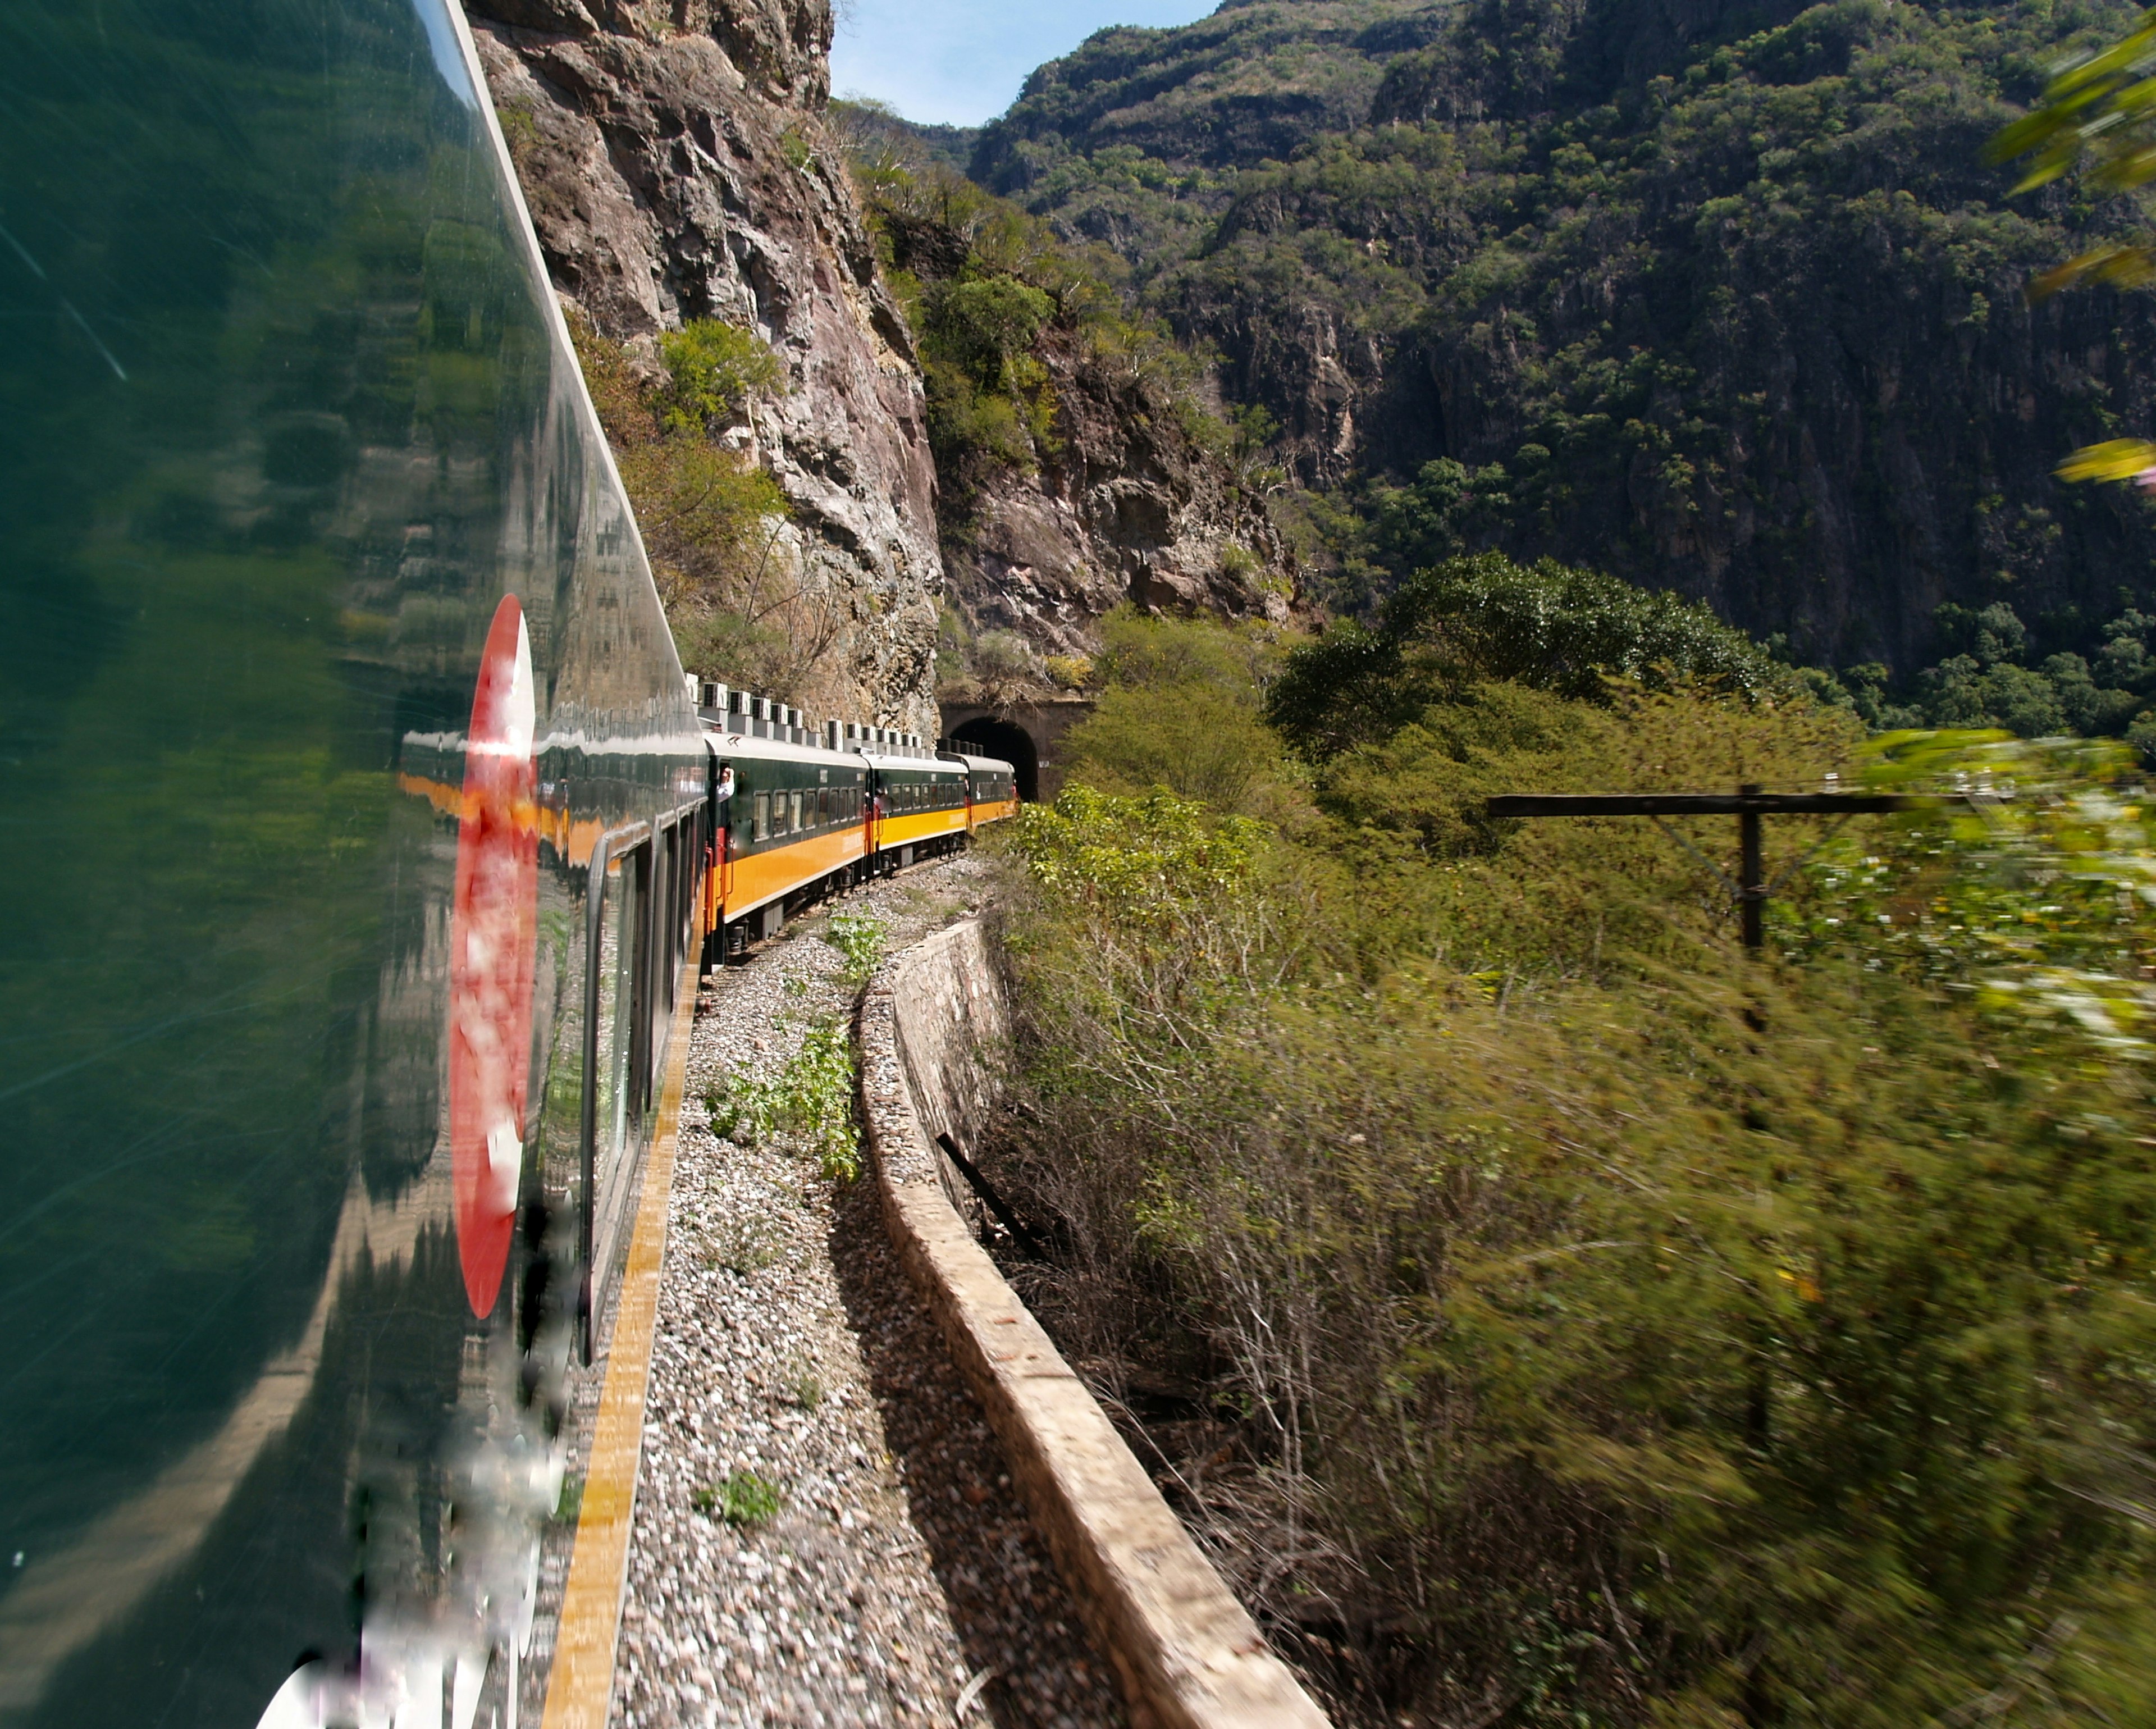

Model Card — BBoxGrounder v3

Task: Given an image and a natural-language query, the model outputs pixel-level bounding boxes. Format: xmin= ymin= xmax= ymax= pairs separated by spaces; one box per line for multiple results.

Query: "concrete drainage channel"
xmin=858 ymin=920 xmax=1332 ymax=1729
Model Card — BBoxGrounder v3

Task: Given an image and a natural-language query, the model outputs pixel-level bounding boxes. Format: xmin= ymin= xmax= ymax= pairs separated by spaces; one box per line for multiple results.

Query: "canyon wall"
xmin=467 ymin=0 xmax=944 ymax=730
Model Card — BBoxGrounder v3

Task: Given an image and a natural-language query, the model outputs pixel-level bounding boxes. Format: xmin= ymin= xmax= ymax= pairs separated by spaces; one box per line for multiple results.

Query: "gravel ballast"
xmin=611 ymin=854 xmax=1127 ymax=1729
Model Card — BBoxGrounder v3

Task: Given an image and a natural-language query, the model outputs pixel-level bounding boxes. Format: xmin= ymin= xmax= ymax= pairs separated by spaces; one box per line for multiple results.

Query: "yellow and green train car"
xmin=695 ymin=731 xmax=1016 ymax=954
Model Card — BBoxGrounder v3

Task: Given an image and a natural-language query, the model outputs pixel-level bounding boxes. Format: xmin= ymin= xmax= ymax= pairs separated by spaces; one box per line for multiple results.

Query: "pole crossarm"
xmin=1484 ymin=787 xmax=1946 ymax=947
xmin=1486 ymin=793 xmax=1935 ymax=818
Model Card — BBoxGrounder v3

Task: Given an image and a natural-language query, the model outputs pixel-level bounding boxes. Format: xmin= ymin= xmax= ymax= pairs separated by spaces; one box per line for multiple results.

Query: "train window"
xmin=592 ymin=856 xmax=633 ymax=1173
xmin=789 ymin=790 xmax=803 ymax=833
xmin=753 ymin=791 xmax=770 ymax=842
xmin=583 ymin=836 xmax=650 ymax=1359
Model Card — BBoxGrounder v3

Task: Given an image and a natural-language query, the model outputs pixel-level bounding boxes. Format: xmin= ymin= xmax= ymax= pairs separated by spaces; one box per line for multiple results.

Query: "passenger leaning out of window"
xmin=714 ymin=762 xmax=737 ymax=857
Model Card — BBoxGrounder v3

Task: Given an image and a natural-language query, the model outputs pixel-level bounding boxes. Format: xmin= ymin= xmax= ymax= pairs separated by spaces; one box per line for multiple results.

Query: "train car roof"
xmin=698 ymin=727 xmax=863 ymax=770
xmin=858 ymin=750 xmax=966 ymax=773
xmin=939 ymin=751 xmax=1016 ymax=774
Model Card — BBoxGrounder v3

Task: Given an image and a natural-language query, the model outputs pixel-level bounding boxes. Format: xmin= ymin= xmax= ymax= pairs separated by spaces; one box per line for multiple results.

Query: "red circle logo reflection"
xmin=449 ymin=594 xmax=537 ymax=1316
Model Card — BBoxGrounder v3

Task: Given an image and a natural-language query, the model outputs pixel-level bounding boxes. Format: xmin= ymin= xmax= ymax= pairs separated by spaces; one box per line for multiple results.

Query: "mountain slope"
xmin=979 ymin=0 xmax=2156 ymax=674
xmin=974 ymin=0 xmax=1445 ymax=266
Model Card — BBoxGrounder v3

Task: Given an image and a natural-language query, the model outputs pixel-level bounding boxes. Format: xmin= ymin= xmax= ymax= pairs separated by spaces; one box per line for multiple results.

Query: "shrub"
xmin=1061 ymin=685 xmax=1286 ymax=815
xmin=709 ymin=1019 xmax=859 ymax=1180
xmin=1267 ymin=552 xmax=1792 ymax=758
xmin=924 ymin=276 xmax=1054 ymax=389
xmin=1058 ymin=609 xmax=1298 ymax=816
xmin=821 ymin=912 xmax=884 ymax=984
xmin=989 ymin=700 xmax=2156 ymax=1726
xmin=654 ymin=318 xmax=784 ymax=437
xmin=692 ymin=1468 xmax=784 ymax=1526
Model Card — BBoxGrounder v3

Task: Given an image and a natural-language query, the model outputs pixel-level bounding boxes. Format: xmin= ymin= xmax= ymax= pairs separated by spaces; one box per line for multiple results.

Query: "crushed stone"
xmin=613 ymin=854 xmax=1127 ymax=1729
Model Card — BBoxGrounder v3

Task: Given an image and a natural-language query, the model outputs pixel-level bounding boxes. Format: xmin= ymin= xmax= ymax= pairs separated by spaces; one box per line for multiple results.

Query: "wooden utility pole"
xmin=1486 ymin=786 xmax=1931 ymax=946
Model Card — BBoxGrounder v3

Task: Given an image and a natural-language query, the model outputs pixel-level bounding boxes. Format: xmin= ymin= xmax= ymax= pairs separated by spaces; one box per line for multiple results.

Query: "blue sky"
xmin=829 ymin=0 xmax=1219 ymax=128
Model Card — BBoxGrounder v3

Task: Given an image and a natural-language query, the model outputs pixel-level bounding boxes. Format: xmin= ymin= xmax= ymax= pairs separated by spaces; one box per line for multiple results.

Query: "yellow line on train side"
xmin=540 ymin=968 xmax=698 ymax=1729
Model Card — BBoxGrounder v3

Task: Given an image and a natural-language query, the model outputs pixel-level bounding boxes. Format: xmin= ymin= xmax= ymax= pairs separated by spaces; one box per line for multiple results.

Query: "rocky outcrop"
xmin=467 ymin=0 xmax=945 ymax=731
xmin=947 ymin=335 xmax=1291 ymax=658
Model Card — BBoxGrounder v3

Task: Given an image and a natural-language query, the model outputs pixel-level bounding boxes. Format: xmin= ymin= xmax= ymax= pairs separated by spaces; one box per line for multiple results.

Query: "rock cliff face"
xmin=945 ymin=340 xmax=1291 ymax=659
xmin=466 ymin=0 xmax=944 ymax=731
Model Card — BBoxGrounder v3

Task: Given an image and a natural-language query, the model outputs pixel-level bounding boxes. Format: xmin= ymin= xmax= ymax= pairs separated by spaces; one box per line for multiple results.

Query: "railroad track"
xmin=536 ymin=855 xmax=1125 ymax=1729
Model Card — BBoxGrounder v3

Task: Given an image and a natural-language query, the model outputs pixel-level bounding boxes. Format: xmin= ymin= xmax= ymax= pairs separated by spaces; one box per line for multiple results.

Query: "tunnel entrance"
xmin=951 ymin=716 xmax=1039 ymax=801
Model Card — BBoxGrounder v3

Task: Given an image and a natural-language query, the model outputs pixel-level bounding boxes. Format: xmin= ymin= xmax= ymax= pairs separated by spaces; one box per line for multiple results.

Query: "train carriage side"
xmin=0 ymin=6 xmax=713 ymax=1726
xmin=701 ymin=730 xmax=872 ymax=947
xmin=862 ymin=751 xmax=970 ymax=867
xmin=942 ymin=751 xmax=1019 ymax=829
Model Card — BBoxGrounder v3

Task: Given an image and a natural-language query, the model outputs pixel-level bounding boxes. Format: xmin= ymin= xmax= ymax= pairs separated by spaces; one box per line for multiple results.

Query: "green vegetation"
xmin=832 ymin=98 xmax=1233 ymax=526
xmin=972 ymin=0 xmax=1428 ymax=256
xmin=692 ymin=1468 xmax=784 ymax=1527
xmin=1059 ymin=608 xmax=1295 ymax=815
xmin=1267 ymin=553 xmax=1791 ymax=758
xmin=986 ymin=590 xmax=2156 ymax=1725
xmin=707 ymin=1018 xmax=860 ymax=1180
xmin=553 ymin=1474 xmax=584 ymax=1525
xmin=821 ymin=911 xmax=886 ymax=983
xmin=565 ymin=310 xmax=824 ymax=695
xmin=971 ymin=0 xmax=2156 ymax=685
xmin=654 ymin=319 xmax=785 ymax=438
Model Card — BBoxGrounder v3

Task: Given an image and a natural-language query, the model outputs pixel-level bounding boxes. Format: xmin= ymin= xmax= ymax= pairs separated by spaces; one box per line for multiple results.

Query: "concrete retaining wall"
xmin=858 ymin=919 xmax=1331 ymax=1729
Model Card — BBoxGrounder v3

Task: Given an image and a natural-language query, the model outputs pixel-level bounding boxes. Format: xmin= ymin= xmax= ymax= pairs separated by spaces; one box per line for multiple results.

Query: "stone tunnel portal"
xmin=951 ymin=716 xmax=1039 ymax=802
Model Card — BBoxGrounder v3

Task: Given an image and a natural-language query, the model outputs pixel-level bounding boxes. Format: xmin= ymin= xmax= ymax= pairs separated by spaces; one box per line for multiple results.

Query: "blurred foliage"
xmin=1788 ymin=728 xmax=2156 ymax=1052
xmin=692 ymin=1467 xmax=784 ymax=1526
xmin=988 ymin=609 xmax=2156 ymax=1726
xmin=1989 ymin=9 xmax=2156 ymax=496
